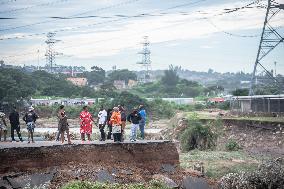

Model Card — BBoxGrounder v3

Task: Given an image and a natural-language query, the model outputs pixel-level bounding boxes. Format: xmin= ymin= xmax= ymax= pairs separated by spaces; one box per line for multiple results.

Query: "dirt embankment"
xmin=0 ymin=141 xmax=215 ymax=189
xmin=163 ymin=114 xmax=284 ymax=158
xmin=0 ymin=141 xmax=179 ymax=174
xmin=219 ymin=120 xmax=284 ymax=157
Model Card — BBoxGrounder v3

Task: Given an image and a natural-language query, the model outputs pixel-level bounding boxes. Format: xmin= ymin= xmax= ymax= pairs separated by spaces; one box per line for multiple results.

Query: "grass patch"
xmin=225 ymin=139 xmax=241 ymax=151
xmin=223 ymin=117 xmax=284 ymax=123
xmin=180 ymin=150 xmax=264 ymax=179
xmin=62 ymin=180 xmax=171 ymax=189
xmin=186 ymin=111 xmax=284 ymax=123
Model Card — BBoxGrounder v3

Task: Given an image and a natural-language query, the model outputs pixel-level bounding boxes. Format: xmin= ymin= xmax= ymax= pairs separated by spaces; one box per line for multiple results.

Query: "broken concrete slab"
xmin=3 ymin=172 xmax=55 ymax=189
xmin=161 ymin=164 xmax=176 ymax=174
xmin=182 ymin=176 xmax=213 ymax=189
xmin=120 ymin=169 xmax=133 ymax=175
xmin=0 ymin=178 xmax=12 ymax=189
xmin=96 ymin=170 xmax=115 ymax=183
xmin=153 ymin=174 xmax=179 ymax=188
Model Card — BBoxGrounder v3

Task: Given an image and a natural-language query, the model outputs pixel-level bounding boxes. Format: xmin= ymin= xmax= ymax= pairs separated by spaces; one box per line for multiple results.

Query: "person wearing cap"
xmin=79 ymin=106 xmax=94 ymax=143
xmin=138 ymin=105 xmax=147 ymax=140
xmin=110 ymin=107 xmax=122 ymax=142
xmin=23 ymin=106 xmax=39 ymax=143
xmin=127 ymin=108 xmax=142 ymax=142
xmin=0 ymin=111 xmax=8 ymax=142
xmin=9 ymin=106 xmax=23 ymax=142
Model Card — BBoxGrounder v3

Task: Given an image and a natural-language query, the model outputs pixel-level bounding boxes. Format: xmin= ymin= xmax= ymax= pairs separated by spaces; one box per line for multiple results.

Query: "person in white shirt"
xmin=97 ymin=107 xmax=107 ymax=141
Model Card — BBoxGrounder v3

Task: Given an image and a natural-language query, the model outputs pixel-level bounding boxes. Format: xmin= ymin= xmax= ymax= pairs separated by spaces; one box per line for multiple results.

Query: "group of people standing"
xmin=57 ymin=104 xmax=147 ymax=143
xmin=0 ymin=106 xmax=38 ymax=143
xmin=0 ymin=104 xmax=147 ymax=144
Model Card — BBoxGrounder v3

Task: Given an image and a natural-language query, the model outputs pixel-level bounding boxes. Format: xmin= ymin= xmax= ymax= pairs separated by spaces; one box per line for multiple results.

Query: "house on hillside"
xmin=208 ymin=97 xmax=225 ymax=103
xmin=66 ymin=77 xmax=88 ymax=87
xmin=128 ymin=79 xmax=138 ymax=88
xmin=113 ymin=80 xmax=126 ymax=90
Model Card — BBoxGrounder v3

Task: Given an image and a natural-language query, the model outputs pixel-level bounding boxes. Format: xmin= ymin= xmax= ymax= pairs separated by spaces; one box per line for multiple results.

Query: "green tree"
xmin=232 ymin=88 xmax=249 ymax=96
xmin=204 ymin=85 xmax=224 ymax=96
xmin=112 ymin=91 xmax=147 ymax=111
xmin=0 ymin=68 xmax=36 ymax=102
xmin=161 ymin=65 xmax=179 ymax=87
xmin=108 ymin=69 xmax=137 ymax=83
xmin=81 ymin=66 xmax=106 ymax=85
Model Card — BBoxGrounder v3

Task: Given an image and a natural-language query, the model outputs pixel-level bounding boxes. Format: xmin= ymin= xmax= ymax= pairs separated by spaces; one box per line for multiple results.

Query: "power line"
xmin=0 ymin=17 xmax=15 ymax=19
xmin=0 ymin=0 xmax=209 ymax=40
xmin=1 ymin=0 xmax=273 ymax=59
xmin=0 ymin=0 xmax=71 ymax=14
xmin=0 ymin=0 xmax=16 ymax=6
xmin=0 ymin=0 xmax=141 ymax=32
xmin=0 ymin=0 xmax=209 ymax=59
xmin=205 ymin=18 xmax=261 ymax=38
xmin=0 ymin=0 xmax=261 ymax=34
xmin=1 ymin=0 xmax=267 ymax=58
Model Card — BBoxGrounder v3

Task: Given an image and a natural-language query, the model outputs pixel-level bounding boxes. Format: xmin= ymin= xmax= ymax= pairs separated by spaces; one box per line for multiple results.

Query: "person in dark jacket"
xmin=127 ymin=108 xmax=142 ymax=142
xmin=106 ymin=108 xmax=113 ymax=140
xmin=23 ymin=106 xmax=39 ymax=143
xmin=57 ymin=105 xmax=71 ymax=144
xmin=119 ymin=105 xmax=126 ymax=141
xmin=9 ymin=106 xmax=23 ymax=142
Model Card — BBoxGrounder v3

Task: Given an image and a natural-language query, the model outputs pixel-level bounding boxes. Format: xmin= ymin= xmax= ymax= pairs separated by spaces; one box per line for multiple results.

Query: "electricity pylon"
xmin=137 ymin=36 xmax=152 ymax=83
xmin=249 ymin=0 xmax=284 ymax=95
xmin=45 ymin=32 xmax=61 ymax=73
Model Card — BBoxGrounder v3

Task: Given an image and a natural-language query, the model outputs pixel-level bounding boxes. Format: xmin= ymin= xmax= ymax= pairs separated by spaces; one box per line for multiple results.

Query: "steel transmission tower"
xmin=45 ymin=32 xmax=60 ymax=73
xmin=137 ymin=36 xmax=152 ymax=83
xmin=249 ymin=0 xmax=284 ymax=95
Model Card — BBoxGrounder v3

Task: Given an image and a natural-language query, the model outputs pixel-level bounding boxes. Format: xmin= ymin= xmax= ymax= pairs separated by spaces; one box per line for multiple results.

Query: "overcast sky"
xmin=0 ymin=0 xmax=283 ymax=73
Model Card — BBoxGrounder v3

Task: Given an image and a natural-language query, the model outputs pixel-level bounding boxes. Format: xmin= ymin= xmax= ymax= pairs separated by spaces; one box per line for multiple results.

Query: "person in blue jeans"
xmin=127 ymin=108 xmax=141 ymax=142
xmin=138 ymin=105 xmax=147 ymax=140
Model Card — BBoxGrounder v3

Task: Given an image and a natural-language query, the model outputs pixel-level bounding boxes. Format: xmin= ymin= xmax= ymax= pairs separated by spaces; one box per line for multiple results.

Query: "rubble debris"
xmin=219 ymin=158 xmax=284 ymax=189
xmin=3 ymin=171 xmax=55 ymax=189
xmin=161 ymin=164 xmax=176 ymax=174
xmin=96 ymin=170 xmax=115 ymax=183
xmin=152 ymin=174 xmax=179 ymax=188
xmin=181 ymin=176 xmax=213 ymax=189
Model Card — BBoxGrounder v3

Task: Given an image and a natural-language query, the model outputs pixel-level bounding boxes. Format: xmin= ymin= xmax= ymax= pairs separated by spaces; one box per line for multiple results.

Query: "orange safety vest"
xmin=110 ymin=111 xmax=121 ymax=126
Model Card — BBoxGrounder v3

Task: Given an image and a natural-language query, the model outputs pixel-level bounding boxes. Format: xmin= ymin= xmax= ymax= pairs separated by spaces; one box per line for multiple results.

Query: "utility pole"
xmin=274 ymin=61 xmax=277 ymax=77
xmin=37 ymin=49 xmax=40 ymax=70
xmin=45 ymin=32 xmax=61 ymax=73
xmin=249 ymin=0 xmax=284 ymax=95
xmin=137 ymin=36 xmax=152 ymax=83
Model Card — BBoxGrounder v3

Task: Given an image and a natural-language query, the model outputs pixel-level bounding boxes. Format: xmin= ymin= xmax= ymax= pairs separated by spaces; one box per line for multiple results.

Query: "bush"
xmin=147 ymin=98 xmax=175 ymax=120
xmin=35 ymin=103 xmax=106 ymax=119
xmin=216 ymin=101 xmax=230 ymax=110
xmin=220 ymin=159 xmax=284 ymax=189
xmin=180 ymin=114 xmax=221 ymax=152
xmin=225 ymin=139 xmax=240 ymax=151
xmin=194 ymin=103 xmax=205 ymax=110
xmin=111 ymin=91 xmax=148 ymax=112
xmin=174 ymin=104 xmax=195 ymax=112
xmin=62 ymin=180 xmax=170 ymax=189
xmin=34 ymin=95 xmax=176 ymax=120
